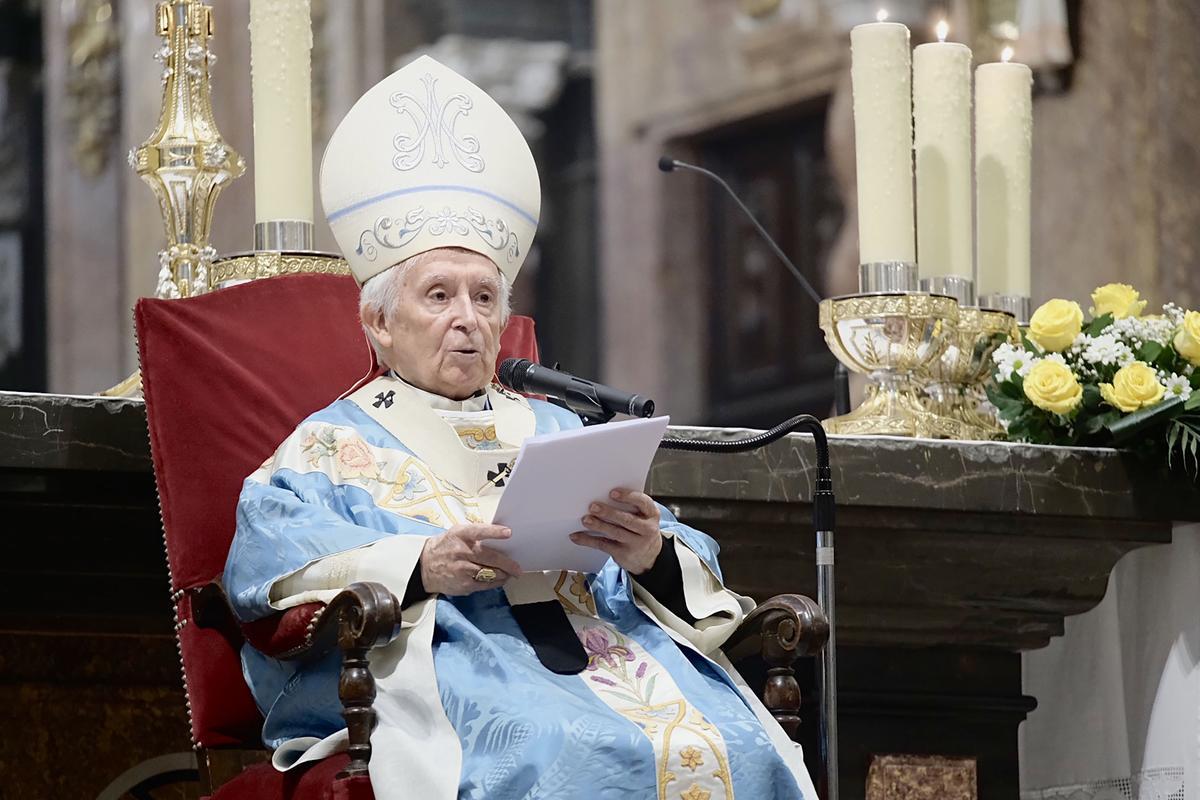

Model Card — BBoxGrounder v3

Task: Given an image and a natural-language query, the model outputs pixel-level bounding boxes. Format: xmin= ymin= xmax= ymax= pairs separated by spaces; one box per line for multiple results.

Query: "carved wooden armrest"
xmin=280 ymin=581 xmax=402 ymax=779
xmin=721 ymin=594 xmax=829 ymax=738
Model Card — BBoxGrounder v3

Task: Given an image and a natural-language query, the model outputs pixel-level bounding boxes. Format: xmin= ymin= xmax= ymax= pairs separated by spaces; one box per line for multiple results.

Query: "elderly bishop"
xmin=224 ymin=55 xmax=817 ymax=800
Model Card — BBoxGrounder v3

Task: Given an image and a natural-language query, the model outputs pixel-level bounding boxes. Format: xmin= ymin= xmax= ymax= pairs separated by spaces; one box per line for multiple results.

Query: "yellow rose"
xmin=1023 ymin=359 xmax=1083 ymax=415
xmin=1027 ymin=299 xmax=1083 ymax=352
xmin=1174 ymin=310 xmax=1200 ymax=366
xmin=1100 ymin=361 xmax=1165 ymax=412
xmin=1089 ymin=283 xmax=1147 ymax=319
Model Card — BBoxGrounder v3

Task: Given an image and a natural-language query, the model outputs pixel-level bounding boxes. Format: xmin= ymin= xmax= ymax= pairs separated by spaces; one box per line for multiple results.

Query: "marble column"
xmin=44 ymin=0 xmax=125 ymax=393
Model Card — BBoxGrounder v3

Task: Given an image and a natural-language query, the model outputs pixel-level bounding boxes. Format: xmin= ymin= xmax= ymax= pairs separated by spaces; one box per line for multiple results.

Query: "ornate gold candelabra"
xmin=104 ymin=1 xmax=348 ymax=397
xmin=819 ymin=263 xmax=961 ymax=438
xmin=130 ymin=0 xmax=245 ymax=300
xmin=104 ymin=1 xmax=242 ymax=397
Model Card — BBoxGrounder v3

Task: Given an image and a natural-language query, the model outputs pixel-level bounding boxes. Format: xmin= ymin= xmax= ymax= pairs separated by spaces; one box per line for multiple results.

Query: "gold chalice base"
xmin=824 ymin=382 xmax=962 ymax=438
xmin=920 ymin=308 xmax=1020 ymax=440
xmin=819 ymin=292 xmax=960 ymax=439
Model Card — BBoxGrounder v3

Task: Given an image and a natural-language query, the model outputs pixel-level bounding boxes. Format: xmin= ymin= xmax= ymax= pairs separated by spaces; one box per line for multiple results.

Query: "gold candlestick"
xmin=130 ymin=0 xmax=245 ymax=300
xmin=102 ymin=1 xmax=243 ymax=398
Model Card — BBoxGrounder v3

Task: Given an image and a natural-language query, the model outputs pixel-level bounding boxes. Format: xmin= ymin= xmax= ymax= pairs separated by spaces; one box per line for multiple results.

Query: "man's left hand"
xmin=571 ymin=488 xmax=662 ymax=575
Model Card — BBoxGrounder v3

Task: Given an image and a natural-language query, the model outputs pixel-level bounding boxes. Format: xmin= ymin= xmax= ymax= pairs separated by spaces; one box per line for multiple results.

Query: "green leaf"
xmin=1081 ymin=412 xmax=1107 ymax=435
xmin=1081 ymin=383 xmax=1102 ymax=411
xmin=1085 ymin=313 xmax=1114 ymax=336
xmin=1002 ymin=374 xmax=1026 ymax=399
xmin=1187 ymin=392 xmax=1200 ymax=411
xmin=1136 ymin=341 xmax=1164 ymax=363
xmin=1167 ymin=416 xmax=1200 ymax=479
xmin=1167 ymin=422 xmax=1182 ymax=467
xmin=1106 ymin=396 xmax=1185 ymax=444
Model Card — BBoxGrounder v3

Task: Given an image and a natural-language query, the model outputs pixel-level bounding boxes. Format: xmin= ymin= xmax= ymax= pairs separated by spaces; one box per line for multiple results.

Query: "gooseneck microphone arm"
xmin=660 ymin=154 xmax=840 ymax=800
xmin=660 ymin=153 xmax=851 ymax=414
xmin=657 ymin=156 xmax=823 ymax=306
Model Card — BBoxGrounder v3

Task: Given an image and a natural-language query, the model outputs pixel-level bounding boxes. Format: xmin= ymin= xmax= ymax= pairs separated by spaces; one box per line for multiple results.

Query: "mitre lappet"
xmin=320 ymin=54 xmax=542 ymax=285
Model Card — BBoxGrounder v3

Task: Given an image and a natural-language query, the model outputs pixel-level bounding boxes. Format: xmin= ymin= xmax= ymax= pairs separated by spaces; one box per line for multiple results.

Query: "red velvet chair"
xmin=136 ymin=272 xmax=828 ymax=799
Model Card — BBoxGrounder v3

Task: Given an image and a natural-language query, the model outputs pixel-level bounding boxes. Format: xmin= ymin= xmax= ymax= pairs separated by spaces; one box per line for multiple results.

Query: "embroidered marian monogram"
xmin=389 ymin=73 xmax=484 ymax=173
xmin=373 ymin=390 xmax=396 ymax=409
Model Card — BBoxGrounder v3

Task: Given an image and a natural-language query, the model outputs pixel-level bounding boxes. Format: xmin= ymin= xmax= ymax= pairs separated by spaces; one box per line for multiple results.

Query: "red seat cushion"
xmin=207 ymin=754 xmax=373 ymax=800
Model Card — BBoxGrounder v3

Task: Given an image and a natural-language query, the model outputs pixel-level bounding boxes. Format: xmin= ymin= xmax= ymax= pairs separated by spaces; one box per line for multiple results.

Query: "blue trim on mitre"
xmin=326 ymin=184 xmax=538 ymax=226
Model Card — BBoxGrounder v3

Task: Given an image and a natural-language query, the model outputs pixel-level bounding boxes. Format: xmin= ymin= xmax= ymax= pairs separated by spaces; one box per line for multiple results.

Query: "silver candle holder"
xmin=979 ymin=293 xmax=1032 ymax=326
xmin=919 ymin=275 xmax=975 ymax=307
xmin=255 ymin=220 xmax=315 ymax=252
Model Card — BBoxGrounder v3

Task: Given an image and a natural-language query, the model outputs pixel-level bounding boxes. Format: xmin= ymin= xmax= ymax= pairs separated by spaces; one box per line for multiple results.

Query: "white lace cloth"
xmin=1020 ymin=524 xmax=1200 ymax=800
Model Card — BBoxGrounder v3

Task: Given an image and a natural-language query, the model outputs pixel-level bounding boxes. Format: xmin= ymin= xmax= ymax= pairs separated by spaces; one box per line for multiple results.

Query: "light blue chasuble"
xmin=224 ymin=375 xmax=814 ymax=800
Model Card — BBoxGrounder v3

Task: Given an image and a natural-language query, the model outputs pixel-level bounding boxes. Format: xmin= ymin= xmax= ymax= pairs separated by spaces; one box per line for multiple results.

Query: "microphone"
xmin=498 ymin=358 xmax=655 ymax=424
xmin=657 ymin=156 xmax=823 ymax=306
xmin=660 ymin=154 xmax=850 ymax=411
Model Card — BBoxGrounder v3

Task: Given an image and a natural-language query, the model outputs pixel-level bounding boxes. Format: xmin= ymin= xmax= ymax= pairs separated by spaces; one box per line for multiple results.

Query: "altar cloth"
xmin=1019 ymin=523 xmax=1200 ymax=799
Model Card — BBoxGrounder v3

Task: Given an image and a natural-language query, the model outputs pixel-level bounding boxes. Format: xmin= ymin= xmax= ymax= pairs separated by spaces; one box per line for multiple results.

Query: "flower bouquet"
xmin=987 ymin=283 xmax=1200 ymax=478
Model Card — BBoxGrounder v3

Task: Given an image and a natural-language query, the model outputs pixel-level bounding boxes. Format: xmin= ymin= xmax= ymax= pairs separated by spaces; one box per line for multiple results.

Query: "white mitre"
xmin=319 ymin=55 xmax=541 ymax=286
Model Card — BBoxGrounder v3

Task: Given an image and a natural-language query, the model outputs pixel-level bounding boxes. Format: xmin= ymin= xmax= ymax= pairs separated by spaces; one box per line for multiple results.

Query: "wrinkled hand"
xmin=419 ymin=523 xmax=523 ymax=596
xmin=570 ymin=489 xmax=662 ymax=575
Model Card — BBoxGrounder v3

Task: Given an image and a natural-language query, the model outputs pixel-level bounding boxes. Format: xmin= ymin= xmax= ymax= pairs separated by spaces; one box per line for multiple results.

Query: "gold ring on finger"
xmin=473 ymin=566 xmax=498 ymax=583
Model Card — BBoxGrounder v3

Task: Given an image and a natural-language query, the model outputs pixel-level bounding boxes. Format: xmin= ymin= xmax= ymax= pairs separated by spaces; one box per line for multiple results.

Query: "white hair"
xmin=358 ymin=248 xmax=512 ymax=365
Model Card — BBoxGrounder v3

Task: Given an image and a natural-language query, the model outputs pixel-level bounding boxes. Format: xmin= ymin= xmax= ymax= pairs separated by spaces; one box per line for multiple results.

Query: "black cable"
xmin=660 ymin=414 xmax=835 ymax=532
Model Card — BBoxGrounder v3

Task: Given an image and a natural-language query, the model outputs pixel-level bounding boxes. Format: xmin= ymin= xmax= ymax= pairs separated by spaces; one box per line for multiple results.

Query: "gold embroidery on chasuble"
xmin=274 ymin=376 xmax=534 ymax=530
xmin=554 ymin=571 xmax=599 ymax=617
xmin=566 ymin=612 xmax=735 ymax=800
xmin=291 ymin=425 xmax=484 ymax=528
xmin=338 ymin=376 xmax=533 ymax=525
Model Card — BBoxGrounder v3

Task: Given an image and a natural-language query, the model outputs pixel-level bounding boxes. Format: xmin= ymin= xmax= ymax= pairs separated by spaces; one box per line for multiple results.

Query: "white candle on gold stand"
xmin=850 ymin=10 xmax=916 ymax=265
xmin=975 ymin=47 xmax=1033 ymax=297
xmin=913 ymin=21 xmax=972 ymax=279
xmin=249 ymin=0 xmax=314 ymax=226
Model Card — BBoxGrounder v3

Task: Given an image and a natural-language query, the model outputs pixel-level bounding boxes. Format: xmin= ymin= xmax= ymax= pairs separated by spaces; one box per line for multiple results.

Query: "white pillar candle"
xmin=850 ymin=15 xmax=916 ymax=265
xmin=913 ymin=22 xmax=973 ymax=279
xmin=249 ymin=0 xmax=314 ymax=225
xmin=975 ymin=49 xmax=1033 ymax=297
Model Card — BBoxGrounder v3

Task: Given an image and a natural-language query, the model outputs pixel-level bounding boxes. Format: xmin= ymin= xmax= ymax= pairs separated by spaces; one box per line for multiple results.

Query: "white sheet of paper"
xmin=490 ymin=415 xmax=670 ymax=573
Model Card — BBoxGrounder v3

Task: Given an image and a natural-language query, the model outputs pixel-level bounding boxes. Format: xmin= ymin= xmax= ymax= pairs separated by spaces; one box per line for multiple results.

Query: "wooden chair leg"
xmin=722 ymin=594 xmax=829 ymax=741
xmin=762 ymin=616 xmax=804 ymax=739
xmin=338 ymin=637 xmax=377 ymax=778
xmin=328 ymin=582 xmax=401 ymax=779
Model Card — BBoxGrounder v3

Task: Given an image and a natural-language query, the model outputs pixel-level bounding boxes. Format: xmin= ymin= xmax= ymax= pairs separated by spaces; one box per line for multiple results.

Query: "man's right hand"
xmin=419 ymin=523 xmax=523 ymax=596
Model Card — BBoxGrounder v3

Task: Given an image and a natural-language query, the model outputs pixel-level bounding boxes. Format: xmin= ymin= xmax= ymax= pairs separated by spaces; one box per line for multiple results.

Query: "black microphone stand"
xmin=659 ymin=420 xmax=837 ymax=800
xmin=659 ymin=155 xmax=840 ymax=800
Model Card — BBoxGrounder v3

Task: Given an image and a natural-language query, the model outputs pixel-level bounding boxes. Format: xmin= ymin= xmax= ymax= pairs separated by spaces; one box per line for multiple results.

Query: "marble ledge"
xmin=652 ymin=426 xmax=1200 ymax=523
xmin=0 ymin=391 xmax=150 ymax=473
xmin=3 ymin=392 xmax=1198 ymax=523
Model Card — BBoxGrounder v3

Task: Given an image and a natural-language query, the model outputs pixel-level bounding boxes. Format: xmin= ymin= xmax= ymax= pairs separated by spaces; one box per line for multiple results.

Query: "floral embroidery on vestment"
xmin=567 ymin=614 xmax=734 ymax=800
